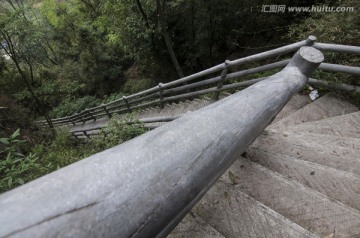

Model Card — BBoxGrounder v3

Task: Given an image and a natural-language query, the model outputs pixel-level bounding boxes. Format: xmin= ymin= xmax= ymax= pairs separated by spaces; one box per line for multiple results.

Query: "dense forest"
xmin=0 ymin=0 xmax=359 ymax=192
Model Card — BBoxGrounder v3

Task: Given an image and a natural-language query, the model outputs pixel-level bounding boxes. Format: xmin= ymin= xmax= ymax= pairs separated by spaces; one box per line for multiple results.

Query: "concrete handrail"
xmin=0 ymin=46 xmax=324 ymax=237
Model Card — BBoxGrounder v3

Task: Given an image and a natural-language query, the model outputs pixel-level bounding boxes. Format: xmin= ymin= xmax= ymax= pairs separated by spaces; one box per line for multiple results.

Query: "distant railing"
xmin=35 ymin=36 xmax=360 ymax=130
xmin=0 ymin=46 xmax=324 ymax=237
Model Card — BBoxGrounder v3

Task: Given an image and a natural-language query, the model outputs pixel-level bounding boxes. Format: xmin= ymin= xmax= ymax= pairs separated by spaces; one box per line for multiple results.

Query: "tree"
xmin=0 ymin=1 xmax=54 ymax=128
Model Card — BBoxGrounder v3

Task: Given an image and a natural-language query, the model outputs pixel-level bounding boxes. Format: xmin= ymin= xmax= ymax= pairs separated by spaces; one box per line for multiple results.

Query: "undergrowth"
xmin=0 ymin=115 xmax=148 ymax=193
xmin=49 ymin=92 xmax=126 ymax=118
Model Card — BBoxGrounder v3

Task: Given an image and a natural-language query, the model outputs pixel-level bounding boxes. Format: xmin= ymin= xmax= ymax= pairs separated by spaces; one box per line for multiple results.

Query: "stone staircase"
xmin=167 ymin=92 xmax=360 ymax=238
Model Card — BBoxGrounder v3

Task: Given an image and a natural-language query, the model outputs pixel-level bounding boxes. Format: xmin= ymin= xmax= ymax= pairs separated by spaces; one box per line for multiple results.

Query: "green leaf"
xmin=8 ymin=177 xmax=13 ymax=188
xmin=17 ymin=178 xmax=24 ymax=185
xmin=13 ymin=152 xmax=25 ymax=157
xmin=0 ymin=138 xmax=9 ymax=145
xmin=11 ymin=128 xmax=21 ymax=139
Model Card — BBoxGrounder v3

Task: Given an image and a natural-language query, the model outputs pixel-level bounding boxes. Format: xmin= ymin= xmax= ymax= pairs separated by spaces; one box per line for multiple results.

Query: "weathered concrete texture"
xmin=286 ymin=111 xmax=360 ymax=138
xmin=222 ymin=158 xmax=360 ymax=237
xmin=246 ymin=148 xmax=360 ymax=211
xmin=168 ymin=212 xmax=225 ymax=238
xmin=271 ymin=94 xmax=312 ymax=124
xmin=276 ymin=133 xmax=360 ymax=159
xmin=269 ymin=92 xmax=358 ymax=131
xmin=193 ymin=181 xmax=319 ymax=238
xmin=252 ymin=132 xmax=360 ymax=176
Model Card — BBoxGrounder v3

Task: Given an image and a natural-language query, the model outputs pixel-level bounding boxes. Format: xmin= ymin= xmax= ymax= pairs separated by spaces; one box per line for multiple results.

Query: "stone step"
xmin=269 ymin=93 xmax=358 ymax=131
xmin=284 ymin=111 xmax=360 ymax=138
xmin=187 ymin=99 xmax=213 ymax=112
xmin=171 ymin=101 xmax=190 ymax=116
xmin=278 ymin=132 xmax=360 ymax=159
xmin=220 ymin=157 xmax=360 ymax=237
xmin=169 ymin=212 xmax=225 ymax=238
xmin=191 ymin=181 xmax=319 ymax=238
xmin=271 ymin=94 xmax=312 ymax=124
xmin=246 ymin=148 xmax=360 ymax=211
xmin=251 ymin=133 xmax=360 ymax=176
xmin=137 ymin=106 xmax=161 ymax=119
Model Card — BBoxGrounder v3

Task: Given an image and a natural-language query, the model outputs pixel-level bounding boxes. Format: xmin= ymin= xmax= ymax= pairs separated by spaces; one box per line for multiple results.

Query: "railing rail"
xmin=0 ymin=46 xmax=324 ymax=237
xmin=35 ymin=36 xmax=360 ymax=130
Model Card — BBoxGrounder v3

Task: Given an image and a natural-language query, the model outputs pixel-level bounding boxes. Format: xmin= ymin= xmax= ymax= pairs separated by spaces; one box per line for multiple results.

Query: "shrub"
xmin=0 ymin=129 xmax=41 ymax=192
xmin=49 ymin=96 xmax=101 ymax=118
xmin=122 ymin=78 xmax=156 ymax=94
xmin=0 ymin=115 xmax=149 ymax=194
xmin=90 ymin=114 xmax=149 ymax=150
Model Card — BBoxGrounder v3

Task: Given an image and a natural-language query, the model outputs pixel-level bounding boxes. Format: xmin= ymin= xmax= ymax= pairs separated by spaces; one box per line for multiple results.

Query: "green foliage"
xmin=287 ymin=0 xmax=360 ymax=44
xmin=0 ymin=129 xmax=41 ymax=192
xmin=244 ymin=68 xmax=281 ymax=81
xmin=91 ymin=114 xmax=149 ymax=150
xmin=122 ymin=78 xmax=156 ymax=94
xmin=2 ymin=0 xmax=341 ymax=122
xmin=49 ymin=92 xmax=126 ymax=118
xmin=49 ymin=96 xmax=100 ymax=118
xmin=37 ymin=130 xmax=88 ymax=169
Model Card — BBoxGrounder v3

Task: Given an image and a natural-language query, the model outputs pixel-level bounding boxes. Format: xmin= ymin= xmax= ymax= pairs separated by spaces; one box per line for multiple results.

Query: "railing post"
xmin=67 ymin=116 xmax=76 ymax=126
xmin=75 ymin=113 xmax=85 ymax=124
xmin=83 ymin=131 xmax=90 ymax=139
xmin=123 ymin=96 xmax=132 ymax=113
xmin=305 ymin=35 xmax=317 ymax=46
xmin=102 ymin=104 xmax=111 ymax=118
xmin=85 ymin=109 xmax=96 ymax=122
xmin=213 ymin=60 xmax=230 ymax=100
xmin=158 ymin=83 xmax=164 ymax=109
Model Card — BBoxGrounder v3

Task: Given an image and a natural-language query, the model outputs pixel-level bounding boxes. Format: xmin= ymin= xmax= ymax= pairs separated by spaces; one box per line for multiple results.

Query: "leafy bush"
xmin=49 ymin=96 xmax=101 ymax=118
xmin=122 ymin=78 xmax=156 ymax=94
xmin=90 ymin=114 xmax=149 ymax=150
xmin=0 ymin=129 xmax=41 ymax=192
xmin=33 ymin=129 xmax=89 ymax=171
xmin=0 ymin=114 xmax=149 ymax=194
xmin=49 ymin=92 xmax=126 ymax=119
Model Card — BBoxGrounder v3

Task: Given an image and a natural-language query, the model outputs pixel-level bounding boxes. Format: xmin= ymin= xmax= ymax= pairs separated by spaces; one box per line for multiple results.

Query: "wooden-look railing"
xmin=0 ymin=46 xmax=325 ymax=237
xmin=35 ymin=36 xmax=360 ymax=130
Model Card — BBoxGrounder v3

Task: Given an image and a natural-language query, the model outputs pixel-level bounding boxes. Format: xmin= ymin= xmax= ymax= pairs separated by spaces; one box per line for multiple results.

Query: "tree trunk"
xmin=135 ymin=0 xmax=157 ymax=50
xmin=156 ymin=0 xmax=184 ymax=79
